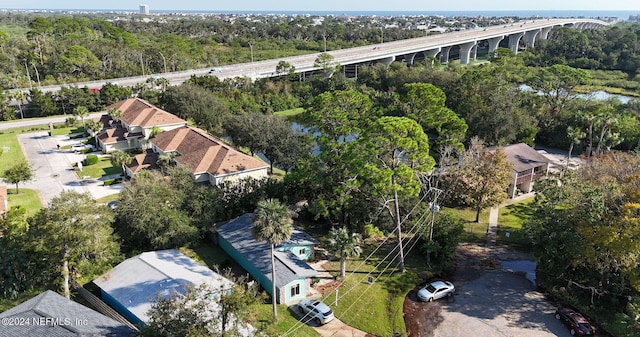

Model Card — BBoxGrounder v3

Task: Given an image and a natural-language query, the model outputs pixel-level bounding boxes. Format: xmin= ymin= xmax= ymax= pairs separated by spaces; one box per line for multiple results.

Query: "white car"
xmin=209 ymin=67 xmax=222 ymax=74
xmin=297 ymin=298 xmax=335 ymax=325
xmin=417 ymin=280 xmax=455 ymax=302
xmin=71 ymin=143 xmax=94 ymax=152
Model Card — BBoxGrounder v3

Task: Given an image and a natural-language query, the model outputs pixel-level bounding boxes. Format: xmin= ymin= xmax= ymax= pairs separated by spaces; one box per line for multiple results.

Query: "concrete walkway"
xmin=486 ymin=192 xmax=535 ymax=248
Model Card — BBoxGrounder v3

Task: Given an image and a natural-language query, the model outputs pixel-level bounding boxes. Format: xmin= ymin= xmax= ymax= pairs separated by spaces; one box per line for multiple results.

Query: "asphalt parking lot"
xmin=432 ymin=269 xmax=573 ymax=337
xmin=421 ymin=245 xmax=571 ymax=337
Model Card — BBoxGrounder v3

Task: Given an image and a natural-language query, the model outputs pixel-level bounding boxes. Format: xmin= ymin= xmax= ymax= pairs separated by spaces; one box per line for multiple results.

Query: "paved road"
xmin=0 ymin=113 xmax=104 ymax=131
xmin=6 ymin=18 xmax=607 ymax=94
xmin=17 ymin=131 xmax=121 ymax=205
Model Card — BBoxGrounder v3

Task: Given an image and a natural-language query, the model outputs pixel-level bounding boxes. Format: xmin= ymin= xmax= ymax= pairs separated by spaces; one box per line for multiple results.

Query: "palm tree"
xmin=251 ymin=199 xmax=293 ymax=322
xmin=327 ymin=227 xmax=363 ymax=278
xmin=11 ymin=90 xmax=26 ymax=119
xmin=110 ymin=150 xmax=132 ymax=177
xmin=84 ymin=119 xmax=102 ymax=137
xmin=107 ymin=107 xmax=123 ymax=124
xmin=74 ymin=105 xmax=89 ymax=134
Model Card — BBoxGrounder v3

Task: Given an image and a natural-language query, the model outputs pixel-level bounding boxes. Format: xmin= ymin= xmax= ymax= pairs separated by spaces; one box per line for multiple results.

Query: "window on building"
xmin=290 ymin=283 xmax=300 ymax=297
xmin=299 ymin=248 xmax=306 ymax=255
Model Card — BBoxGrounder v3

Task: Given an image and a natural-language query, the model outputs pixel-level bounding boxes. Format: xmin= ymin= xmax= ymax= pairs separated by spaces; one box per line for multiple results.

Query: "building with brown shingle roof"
xmin=488 ymin=143 xmax=551 ymax=198
xmin=97 ymin=98 xmax=187 ymax=153
xmin=126 ymin=126 xmax=268 ymax=185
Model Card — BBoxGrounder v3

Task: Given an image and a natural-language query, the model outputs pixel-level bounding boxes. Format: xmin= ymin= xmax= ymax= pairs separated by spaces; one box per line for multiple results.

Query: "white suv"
xmin=297 ymin=298 xmax=335 ymax=325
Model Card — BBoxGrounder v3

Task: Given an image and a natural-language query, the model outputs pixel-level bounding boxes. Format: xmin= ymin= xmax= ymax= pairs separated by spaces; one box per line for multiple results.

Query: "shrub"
xmin=65 ymin=117 xmax=78 ymax=127
xmin=103 ymin=178 xmax=122 ymax=186
xmin=84 ymin=154 xmax=99 ymax=165
xmin=364 ymin=224 xmax=385 ymax=241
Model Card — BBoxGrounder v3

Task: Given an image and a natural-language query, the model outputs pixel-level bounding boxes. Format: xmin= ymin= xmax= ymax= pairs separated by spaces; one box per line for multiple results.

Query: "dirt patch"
xmin=403 ymin=243 xmax=527 ymax=337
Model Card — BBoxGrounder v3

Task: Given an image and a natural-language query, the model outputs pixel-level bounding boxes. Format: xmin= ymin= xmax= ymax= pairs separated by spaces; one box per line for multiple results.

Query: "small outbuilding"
xmin=215 ymin=213 xmax=319 ymax=304
xmin=93 ymin=249 xmax=234 ymax=326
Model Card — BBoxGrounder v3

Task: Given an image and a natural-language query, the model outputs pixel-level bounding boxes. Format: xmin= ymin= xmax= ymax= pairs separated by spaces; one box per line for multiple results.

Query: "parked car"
xmin=297 ymin=298 xmax=335 ymax=325
xmin=71 ymin=143 xmax=94 ymax=152
xmin=555 ymin=307 xmax=597 ymax=336
xmin=107 ymin=201 xmax=118 ymax=211
xmin=417 ymin=280 xmax=455 ymax=302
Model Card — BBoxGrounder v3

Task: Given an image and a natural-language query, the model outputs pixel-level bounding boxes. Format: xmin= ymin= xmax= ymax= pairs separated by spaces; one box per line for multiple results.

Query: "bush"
xmin=364 ymin=224 xmax=385 ymax=241
xmin=103 ymin=178 xmax=122 ymax=186
xmin=84 ymin=154 xmax=99 ymax=166
xmin=65 ymin=117 xmax=78 ymax=127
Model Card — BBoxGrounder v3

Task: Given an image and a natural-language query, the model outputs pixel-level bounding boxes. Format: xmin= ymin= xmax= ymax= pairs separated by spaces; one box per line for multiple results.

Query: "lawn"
xmin=75 ymin=157 xmax=122 ymax=179
xmin=442 ymin=206 xmax=490 ymax=243
xmin=6 ymin=188 xmax=42 ymax=216
xmin=496 ymin=195 xmax=536 ymax=248
xmin=0 ymin=130 xmax=27 ymax=174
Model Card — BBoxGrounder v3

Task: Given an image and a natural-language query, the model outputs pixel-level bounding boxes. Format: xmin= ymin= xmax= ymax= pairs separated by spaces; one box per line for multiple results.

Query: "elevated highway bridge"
xmin=16 ymin=18 xmax=608 ymax=94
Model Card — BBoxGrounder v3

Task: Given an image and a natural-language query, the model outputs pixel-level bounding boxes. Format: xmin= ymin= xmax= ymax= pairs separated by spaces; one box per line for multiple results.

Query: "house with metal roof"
xmin=489 ymin=143 xmax=551 ymax=198
xmin=127 ymin=126 xmax=269 ymax=185
xmin=215 ymin=213 xmax=319 ymax=304
xmin=0 ymin=290 xmax=135 ymax=337
xmin=93 ymin=249 xmax=235 ymax=326
xmin=96 ymin=98 xmax=187 ymax=153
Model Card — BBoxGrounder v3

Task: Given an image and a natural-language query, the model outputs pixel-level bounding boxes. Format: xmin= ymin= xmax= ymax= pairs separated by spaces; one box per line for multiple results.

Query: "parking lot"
xmin=405 ymin=245 xmax=576 ymax=337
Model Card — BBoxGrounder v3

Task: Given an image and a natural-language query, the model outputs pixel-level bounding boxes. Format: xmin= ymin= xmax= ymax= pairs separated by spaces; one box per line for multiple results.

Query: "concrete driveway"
xmin=16 ymin=131 xmax=121 ymax=205
xmin=289 ymin=303 xmax=369 ymax=337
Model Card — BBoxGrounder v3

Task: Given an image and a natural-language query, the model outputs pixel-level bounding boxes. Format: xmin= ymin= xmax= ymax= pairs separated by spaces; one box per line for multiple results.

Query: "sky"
xmin=4 ymin=0 xmax=640 ymax=12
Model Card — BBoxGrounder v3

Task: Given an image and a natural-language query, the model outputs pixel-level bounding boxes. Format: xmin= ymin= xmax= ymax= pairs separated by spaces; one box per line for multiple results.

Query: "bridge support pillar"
xmin=404 ymin=53 xmax=417 ymax=66
xmin=524 ymin=29 xmax=540 ymax=49
xmin=439 ymin=46 xmax=451 ymax=64
xmin=459 ymin=41 xmax=477 ymax=65
xmin=540 ymin=26 xmax=553 ymax=40
xmin=487 ymin=36 xmax=504 ymax=54
xmin=508 ymin=32 xmax=524 ymax=54
xmin=423 ymin=48 xmax=441 ymax=66
xmin=378 ymin=56 xmax=395 ymax=66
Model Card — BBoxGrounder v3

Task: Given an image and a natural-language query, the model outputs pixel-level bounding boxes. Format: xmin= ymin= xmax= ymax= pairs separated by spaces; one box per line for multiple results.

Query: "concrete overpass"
xmin=14 ymin=18 xmax=608 ymax=94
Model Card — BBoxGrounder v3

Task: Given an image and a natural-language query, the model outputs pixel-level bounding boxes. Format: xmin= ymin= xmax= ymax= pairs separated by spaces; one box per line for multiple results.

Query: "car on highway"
xmin=209 ymin=67 xmax=222 ymax=73
xmin=297 ymin=298 xmax=335 ymax=325
xmin=417 ymin=280 xmax=455 ymax=302
xmin=555 ymin=307 xmax=597 ymax=336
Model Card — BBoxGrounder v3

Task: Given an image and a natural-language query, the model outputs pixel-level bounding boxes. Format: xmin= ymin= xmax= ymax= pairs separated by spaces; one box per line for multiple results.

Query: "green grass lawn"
xmin=252 ymin=304 xmax=321 ymax=337
xmin=75 ymin=157 xmax=122 ymax=178
xmin=6 ymin=188 xmax=42 ymax=216
xmin=496 ymin=196 xmax=536 ymax=248
xmin=442 ymin=206 xmax=490 ymax=243
xmin=0 ymin=131 xmax=27 ymax=174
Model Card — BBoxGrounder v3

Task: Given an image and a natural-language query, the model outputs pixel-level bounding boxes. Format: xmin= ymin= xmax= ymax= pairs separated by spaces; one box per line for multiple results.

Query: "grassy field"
xmin=6 ymin=188 xmax=42 ymax=216
xmin=0 ymin=130 xmax=27 ymax=174
xmin=75 ymin=157 xmax=121 ymax=179
xmin=496 ymin=196 xmax=536 ymax=248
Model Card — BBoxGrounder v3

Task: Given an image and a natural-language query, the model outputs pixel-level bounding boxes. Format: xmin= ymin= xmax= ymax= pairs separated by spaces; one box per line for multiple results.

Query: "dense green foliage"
xmin=525 ymin=153 xmax=640 ymax=336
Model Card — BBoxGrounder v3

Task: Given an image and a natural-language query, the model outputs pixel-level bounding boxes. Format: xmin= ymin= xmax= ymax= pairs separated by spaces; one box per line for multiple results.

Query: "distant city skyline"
xmin=4 ymin=0 xmax=640 ymax=12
